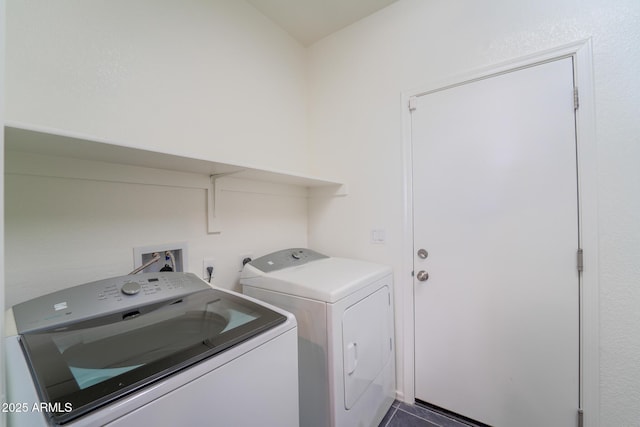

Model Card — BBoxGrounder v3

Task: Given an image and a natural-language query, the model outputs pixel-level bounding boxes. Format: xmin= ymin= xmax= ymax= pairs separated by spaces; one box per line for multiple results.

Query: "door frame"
xmin=400 ymin=39 xmax=599 ymax=426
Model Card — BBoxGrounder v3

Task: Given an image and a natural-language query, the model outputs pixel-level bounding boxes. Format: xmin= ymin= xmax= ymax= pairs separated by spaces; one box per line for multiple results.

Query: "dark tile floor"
xmin=379 ymin=401 xmax=482 ymax=427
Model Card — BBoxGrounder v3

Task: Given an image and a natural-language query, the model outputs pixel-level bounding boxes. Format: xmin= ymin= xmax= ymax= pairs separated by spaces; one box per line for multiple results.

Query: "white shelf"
xmin=4 ymin=123 xmax=345 ymax=189
xmin=5 ymin=122 xmax=346 ymax=234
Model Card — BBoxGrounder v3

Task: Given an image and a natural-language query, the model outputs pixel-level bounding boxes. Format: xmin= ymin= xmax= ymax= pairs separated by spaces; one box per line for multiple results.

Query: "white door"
xmin=412 ymin=57 xmax=580 ymax=427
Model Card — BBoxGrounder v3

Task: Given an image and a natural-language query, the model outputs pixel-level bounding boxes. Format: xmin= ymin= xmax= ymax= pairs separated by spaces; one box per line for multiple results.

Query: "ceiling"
xmin=246 ymin=0 xmax=399 ymax=46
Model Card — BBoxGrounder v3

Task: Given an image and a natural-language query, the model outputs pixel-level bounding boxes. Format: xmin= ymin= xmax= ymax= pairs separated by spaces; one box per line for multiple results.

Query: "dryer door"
xmin=342 ymin=286 xmax=392 ymax=409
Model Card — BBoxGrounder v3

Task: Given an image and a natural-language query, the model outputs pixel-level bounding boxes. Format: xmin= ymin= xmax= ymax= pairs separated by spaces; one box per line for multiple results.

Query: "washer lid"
xmin=242 ymin=256 xmax=392 ymax=303
xmin=18 ymin=284 xmax=286 ymax=425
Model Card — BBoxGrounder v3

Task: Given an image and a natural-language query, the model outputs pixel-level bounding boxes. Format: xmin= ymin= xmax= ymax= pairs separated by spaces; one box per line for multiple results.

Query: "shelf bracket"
xmin=207 ymin=173 xmax=237 ymax=234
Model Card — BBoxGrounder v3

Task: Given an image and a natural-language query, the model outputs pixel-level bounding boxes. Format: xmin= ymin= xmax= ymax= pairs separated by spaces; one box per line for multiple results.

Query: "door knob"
xmin=416 ymin=270 xmax=429 ymax=282
xmin=417 ymin=249 xmax=428 ymax=259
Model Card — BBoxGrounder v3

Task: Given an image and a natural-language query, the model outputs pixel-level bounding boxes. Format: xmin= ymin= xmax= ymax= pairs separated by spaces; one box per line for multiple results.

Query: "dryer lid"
xmin=242 ymin=253 xmax=392 ymax=303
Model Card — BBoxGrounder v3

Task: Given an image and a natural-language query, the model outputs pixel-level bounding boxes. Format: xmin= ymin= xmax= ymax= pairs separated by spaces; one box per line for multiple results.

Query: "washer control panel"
xmin=13 ymin=272 xmax=209 ymax=334
xmin=247 ymin=248 xmax=329 ymax=273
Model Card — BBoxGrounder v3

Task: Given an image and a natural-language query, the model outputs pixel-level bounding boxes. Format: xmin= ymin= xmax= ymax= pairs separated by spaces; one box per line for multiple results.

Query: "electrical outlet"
xmin=371 ymin=228 xmax=386 ymax=244
xmin=239 ymin=253 xmax=253 ymax=272
xmin=133 ymin=242 xmax=188 ymax=274
xmin=203 ymin=258 xmax=215 ymax=281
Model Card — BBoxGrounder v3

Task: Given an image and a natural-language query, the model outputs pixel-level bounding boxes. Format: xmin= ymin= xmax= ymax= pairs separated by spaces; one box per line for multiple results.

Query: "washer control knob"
xmin=121 ymin=282 xmax=141 ymax=295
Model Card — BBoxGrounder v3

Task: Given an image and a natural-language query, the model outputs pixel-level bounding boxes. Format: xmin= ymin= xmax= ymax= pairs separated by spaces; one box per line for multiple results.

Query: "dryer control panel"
xmin=247 ymin=248 xmax=329 ymax=273
xmin=12 ymin=272 xmax=210 ymax=334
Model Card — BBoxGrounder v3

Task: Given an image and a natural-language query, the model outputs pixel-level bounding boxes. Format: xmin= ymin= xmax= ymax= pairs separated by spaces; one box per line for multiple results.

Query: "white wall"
xmin=3 ymin=1 xmax=312 ymax=305
xmin=6 ymin=0 xmax=310 ymax=174
xmin=4 ymin=154 xmax=308 ymax=307
xmin=307 ymin=0 xmax=640 ymax=425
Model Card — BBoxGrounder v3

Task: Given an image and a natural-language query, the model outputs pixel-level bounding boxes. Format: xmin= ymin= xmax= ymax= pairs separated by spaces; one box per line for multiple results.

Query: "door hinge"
xmin=409 ymin=96 xmax=418 ymax=111
xmin=578 ymin=408 xmax=583 ymax=427
xmin=577 ymin=248 xmax=584 ymax=272
xmin=574 ymin=87 xmax=579 ymax=110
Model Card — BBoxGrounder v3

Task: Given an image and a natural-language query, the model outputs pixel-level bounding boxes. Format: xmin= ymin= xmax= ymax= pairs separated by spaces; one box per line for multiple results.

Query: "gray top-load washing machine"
xmin=5 ymin=272 xmax=298 ymax=426
xmin=241 ymin=248 xmax=395 ymax=427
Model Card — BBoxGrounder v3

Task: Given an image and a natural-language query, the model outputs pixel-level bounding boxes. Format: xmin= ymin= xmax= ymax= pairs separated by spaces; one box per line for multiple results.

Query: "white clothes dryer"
xmin=240 ymin=248 xmax=395 ymax=427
